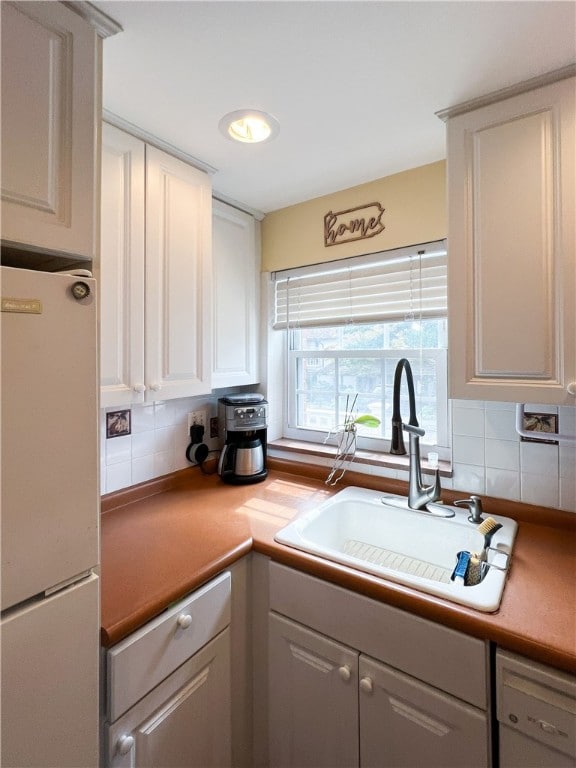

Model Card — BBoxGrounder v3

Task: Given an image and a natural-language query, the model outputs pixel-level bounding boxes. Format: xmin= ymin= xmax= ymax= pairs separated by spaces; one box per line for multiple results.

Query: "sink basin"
xmin=275 ymin=486 xmax=517 ymax=612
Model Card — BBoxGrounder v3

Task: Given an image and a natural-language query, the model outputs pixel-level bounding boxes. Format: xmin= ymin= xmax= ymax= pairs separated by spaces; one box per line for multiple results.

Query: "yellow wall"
xmin=261 ymin=160 xmax=446 ymax=272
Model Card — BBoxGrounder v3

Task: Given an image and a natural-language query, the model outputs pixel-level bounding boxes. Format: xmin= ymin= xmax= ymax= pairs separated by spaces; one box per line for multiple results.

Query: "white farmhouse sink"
xmin=275 ymin=486 xmax=517 ymax=612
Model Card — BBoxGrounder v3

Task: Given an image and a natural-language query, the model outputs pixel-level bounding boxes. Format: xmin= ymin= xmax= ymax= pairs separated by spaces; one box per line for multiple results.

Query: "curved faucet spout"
xmin=390 ymin=358 xmax=441 ymax=510
xmin=390 ymin=358 xmax=419 ymax=455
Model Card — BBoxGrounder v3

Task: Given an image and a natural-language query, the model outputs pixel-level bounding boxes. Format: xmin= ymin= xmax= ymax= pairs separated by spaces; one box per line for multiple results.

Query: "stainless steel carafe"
xmin=218 ymin=436 xmax=264 ymax=477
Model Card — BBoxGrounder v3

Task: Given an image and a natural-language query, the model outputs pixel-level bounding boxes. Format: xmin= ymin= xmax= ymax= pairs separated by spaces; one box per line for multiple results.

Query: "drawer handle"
xmin=338 ymin=664 xmax=352 ymax=682
xmin=117 ymin=735 xmax=135 ymax=755
xmin=177 ymin=613 xmax=193 ymax=629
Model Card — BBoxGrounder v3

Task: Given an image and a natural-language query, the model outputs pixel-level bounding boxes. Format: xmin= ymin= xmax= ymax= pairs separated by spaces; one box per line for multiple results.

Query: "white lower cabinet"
xmin=103 ymin=572 xmax=232 ymax=768
xmin=107 ymin=631 xmax=230 ymax=768
xmin=269 ymin=613 xmax=359 ymax=767
xmin=359 ymin=655 xmax=489 ymax=768
xmin=267 ymin=563 xmax=491 ymax=768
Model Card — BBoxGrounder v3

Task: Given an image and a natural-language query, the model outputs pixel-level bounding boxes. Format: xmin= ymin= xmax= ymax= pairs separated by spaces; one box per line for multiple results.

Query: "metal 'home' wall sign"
xmin=324 ymin=202 xmax=385 ymax=247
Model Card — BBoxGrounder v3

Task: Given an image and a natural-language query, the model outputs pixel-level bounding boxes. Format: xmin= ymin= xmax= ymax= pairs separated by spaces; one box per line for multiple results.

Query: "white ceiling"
xmin=95 ymin=1 xmax=576 ymax=215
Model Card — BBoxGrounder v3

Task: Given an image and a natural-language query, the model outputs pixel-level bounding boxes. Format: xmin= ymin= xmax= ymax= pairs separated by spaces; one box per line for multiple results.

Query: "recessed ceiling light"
xmin=219 ymin=109 xmax=280 ymax=144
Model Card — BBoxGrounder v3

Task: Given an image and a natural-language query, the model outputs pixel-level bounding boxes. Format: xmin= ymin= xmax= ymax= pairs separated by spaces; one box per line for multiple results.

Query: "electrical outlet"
xmin=210 ymin=417 xmax=219 ymax=439
xmin=187 ymin=410 xmax=207 ymax=430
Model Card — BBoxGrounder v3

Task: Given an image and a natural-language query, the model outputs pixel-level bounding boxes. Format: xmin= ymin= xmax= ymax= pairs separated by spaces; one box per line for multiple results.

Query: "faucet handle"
xmin=402 ymin=423 xmax=425 ymax=437
xmin=454 ymin=495 xmax=484 ymax=523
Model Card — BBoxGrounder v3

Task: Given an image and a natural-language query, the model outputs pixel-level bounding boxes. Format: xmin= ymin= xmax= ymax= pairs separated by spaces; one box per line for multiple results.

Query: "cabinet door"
xmin=359 ymin=655 xmax=489 ymax=768
xmin=1 ymin=1 xmax=97 ymax=259
xmin=107 ymin=629 xmax=231 ymax=768
xmin=212 ymin=201 xmax=260 ymax=388
xmin=100 ymin=124 xmax=146 ymax=407
xmin=269 ymin=613 xmax=359 ymax=768
xmin=145 ymin=147 xmax=212 ymax=401
xmin=447 ymin=76 xmax=576 ymax=404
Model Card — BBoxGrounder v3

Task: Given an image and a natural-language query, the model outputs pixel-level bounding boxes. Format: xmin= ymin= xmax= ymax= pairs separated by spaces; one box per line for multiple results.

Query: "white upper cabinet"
xmin=145 ymin=147 xmax=212 ymax=401
xmin=212 ymin=200 xmax=260 ymax=388
xmin=444 ymin=74 xmax=575 ymax=405
xmin=100 ymin=125 xmax=146 ymax=407
xmin=1 ymin=1 xmax=98 ymax=260
xmin=100 ymin=125 xmax=212 ymax=406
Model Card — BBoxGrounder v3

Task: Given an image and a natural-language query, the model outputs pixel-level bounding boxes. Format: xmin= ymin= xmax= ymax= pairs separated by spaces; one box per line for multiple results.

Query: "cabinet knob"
xmin=149 ymin=383 xmax=162 ymax=392
xmin=177 ymin=613 xmax=193 ymax=629
xmin=338 ymin=664 xmax=352 ymax=682
xmin=116 ymin=735 xmax=135 ymax=755
xmin=360 ymin=676 xmax=374 ymax=695
xmin=133 ymin=383 xmax=146 ymax=393
xmin=567 ymin=382 xmax=576 ymax=396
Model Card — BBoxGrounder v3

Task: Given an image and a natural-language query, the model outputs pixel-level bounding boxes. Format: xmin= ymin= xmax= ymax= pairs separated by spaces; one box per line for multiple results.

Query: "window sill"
xmin=268 ymin=438 xmax=452 ymax=478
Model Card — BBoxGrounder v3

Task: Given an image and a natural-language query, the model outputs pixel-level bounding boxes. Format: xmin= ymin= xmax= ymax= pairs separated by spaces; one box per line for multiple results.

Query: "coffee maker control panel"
xmin=229 ymin=404 xmax=268 ymax=430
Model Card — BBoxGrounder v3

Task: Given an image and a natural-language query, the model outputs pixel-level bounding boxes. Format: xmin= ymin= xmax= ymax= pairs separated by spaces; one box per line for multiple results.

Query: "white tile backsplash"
xmin=452 ymin=435 xmax=485 ymax=466
xmin=106 ymin=435 xmax=132 ymax=465
xmin=484 ymin=406 xmax=517 ymax=440
xmin=451 ymin=462 xmax=486 ymax=494
xmin=131 ymin=455 xmax=155 ymax=485
xmin=559 ymin=444 xmax=576 ymax=478
xmin=100 ymin=396 xmax=576 ymax=515
xmin=485 ymin=438 xmax=519 ymax=471
xmin=452 ymin=400 xmax=574 ymax=513
xmin=452 ymin=405 xmax=485 ymax=437
xmin=100 ymin=394 xmax=223 ymax=495
xmin=486 ymin=467 xmax=520 ymax=501
xmin=521 ymin=472 xmax=560 ymax=508
xmin=131 ymin=404 xmax=155 ymax=433
xmin=560 ymin=474 xmax=576 ymax=511
xmin=520 ymin=441 xmax=559 ymax=476
xmin=106 ymin=461 xmax=132 ymax=493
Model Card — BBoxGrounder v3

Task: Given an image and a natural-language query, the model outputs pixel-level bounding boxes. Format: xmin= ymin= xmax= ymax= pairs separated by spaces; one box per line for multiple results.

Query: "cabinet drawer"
xmin=269 ymin=562 xmax=488 ymax=708
xmin=107 ymin=571 xmax=231 ymax=721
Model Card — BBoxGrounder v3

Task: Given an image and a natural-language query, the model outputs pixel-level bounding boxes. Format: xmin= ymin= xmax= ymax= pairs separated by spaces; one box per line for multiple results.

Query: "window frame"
xmin=283 ymin=328 xmax=449 ymax=458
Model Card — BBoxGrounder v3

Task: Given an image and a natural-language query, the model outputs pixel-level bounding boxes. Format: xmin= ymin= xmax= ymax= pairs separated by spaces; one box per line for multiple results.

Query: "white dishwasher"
xmin=496 ymin=649 xmax=576 ymax=767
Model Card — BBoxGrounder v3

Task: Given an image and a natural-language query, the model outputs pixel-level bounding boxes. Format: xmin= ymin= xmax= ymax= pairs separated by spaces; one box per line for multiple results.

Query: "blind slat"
xmin=273 ymin=241 xmax=447 ymax=329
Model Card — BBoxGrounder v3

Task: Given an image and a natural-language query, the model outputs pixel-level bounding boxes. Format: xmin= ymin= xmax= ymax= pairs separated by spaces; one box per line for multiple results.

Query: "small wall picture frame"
xmin=106 ymin=409 xmax=131 ymax=439
xmin=520 ymin=412 xmax=558 ymax=445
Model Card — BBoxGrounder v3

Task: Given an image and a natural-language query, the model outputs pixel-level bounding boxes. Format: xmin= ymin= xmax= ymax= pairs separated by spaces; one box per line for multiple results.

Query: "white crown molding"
xmin=212 ymin=191 xmax=265 ymax=222
xmin=103 ymin=110 xmax=264 ymax=219
xmin=63 ymin=2 xmax=123 ymax=38
xmin=103 ymin=110 xmax=218 ymax=176
xmin=436 ymin=64 xmax=576 ymax=122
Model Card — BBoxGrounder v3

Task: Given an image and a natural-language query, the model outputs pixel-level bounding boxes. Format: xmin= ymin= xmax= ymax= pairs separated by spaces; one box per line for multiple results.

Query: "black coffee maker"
xmin=217 ymin=394 xmax=268 ymax=484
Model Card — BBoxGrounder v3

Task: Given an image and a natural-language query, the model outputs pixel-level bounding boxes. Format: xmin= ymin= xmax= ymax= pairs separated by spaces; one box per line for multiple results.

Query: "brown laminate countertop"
xmin=100 ymin=462 xmax=576 ymax=674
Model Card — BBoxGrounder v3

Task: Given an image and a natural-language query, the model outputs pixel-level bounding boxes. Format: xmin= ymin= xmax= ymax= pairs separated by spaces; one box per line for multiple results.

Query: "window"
xmin=273 ymin=241 xmax=449 ymax=453
xmin=287 ymin=320 xmax=448 ymax=449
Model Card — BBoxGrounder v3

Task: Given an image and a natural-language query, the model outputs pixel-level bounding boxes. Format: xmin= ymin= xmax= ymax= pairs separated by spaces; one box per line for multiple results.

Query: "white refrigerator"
xmin=1 ymin=266 xmax=100 ymax=768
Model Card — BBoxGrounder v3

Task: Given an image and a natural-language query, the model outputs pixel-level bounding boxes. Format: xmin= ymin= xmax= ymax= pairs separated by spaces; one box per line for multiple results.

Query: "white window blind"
xmin=273 ymin=241 xmax=447 ymax=329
